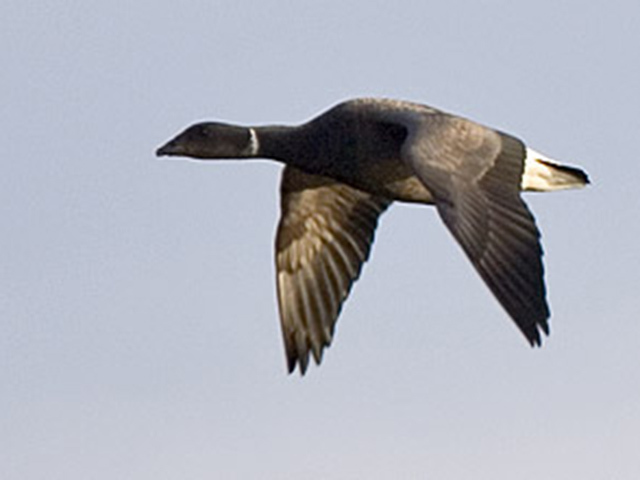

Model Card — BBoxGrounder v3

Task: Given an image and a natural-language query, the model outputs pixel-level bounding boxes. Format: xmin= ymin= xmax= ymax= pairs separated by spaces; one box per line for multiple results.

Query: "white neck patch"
xmin=246 ymin=127 xmax=259 ymax=157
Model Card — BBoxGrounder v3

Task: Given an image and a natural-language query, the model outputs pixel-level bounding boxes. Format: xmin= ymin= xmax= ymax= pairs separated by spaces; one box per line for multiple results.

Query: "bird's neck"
xmin=254 ymin=125 xmax=315 ymax=168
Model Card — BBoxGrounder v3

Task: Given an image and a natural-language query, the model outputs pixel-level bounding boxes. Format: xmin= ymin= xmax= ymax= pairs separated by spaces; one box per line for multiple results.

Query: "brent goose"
xmin=157 ymin=98 xmax=589 ymax=374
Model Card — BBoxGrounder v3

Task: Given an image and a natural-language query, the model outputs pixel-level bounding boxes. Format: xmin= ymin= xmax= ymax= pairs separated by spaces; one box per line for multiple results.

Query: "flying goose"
xmin=156 ymin=98 xmax=589 ymax=374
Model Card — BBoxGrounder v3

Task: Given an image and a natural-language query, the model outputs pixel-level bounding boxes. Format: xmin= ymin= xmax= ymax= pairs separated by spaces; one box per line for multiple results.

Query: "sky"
xmin=2 ymin=0 xmax=639 ymax=478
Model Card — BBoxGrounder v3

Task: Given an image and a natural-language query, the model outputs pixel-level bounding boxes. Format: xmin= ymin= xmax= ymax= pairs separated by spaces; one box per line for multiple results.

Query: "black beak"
xmin=156 ymin=141 xmax=176 ymax=157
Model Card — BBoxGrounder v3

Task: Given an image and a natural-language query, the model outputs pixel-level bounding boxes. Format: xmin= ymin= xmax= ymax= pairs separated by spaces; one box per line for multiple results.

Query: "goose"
xmin=156 ymin=98 xmax=589 ymax=374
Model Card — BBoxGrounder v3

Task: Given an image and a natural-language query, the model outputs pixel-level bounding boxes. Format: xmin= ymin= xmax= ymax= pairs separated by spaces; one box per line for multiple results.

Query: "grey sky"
xmin=2 ymin=0 xmax=639 ymax=478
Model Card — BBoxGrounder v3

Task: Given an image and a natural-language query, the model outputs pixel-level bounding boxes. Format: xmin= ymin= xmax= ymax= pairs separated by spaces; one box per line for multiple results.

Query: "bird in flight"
xmin=156 ymin=98 xmax=589 ymax=374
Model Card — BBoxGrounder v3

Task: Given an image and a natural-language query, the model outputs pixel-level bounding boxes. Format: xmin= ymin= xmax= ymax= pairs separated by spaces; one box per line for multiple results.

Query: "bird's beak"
xmin=156 ymin=141 xmax=177 ymax=157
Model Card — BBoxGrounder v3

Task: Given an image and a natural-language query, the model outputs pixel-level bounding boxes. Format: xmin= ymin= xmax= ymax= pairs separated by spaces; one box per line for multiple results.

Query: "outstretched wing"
xmin=275 ymin=166 xmax=391 ymax=374
xmin=399 ymin=113 xmax=549 ymax=344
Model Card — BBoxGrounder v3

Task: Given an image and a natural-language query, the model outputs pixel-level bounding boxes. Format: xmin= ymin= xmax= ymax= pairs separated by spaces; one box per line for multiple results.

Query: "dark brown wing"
xmin=276 ymin=166 xmax=391 ymax=374
xmin=401 ymin=114 xmax=549 ymax=344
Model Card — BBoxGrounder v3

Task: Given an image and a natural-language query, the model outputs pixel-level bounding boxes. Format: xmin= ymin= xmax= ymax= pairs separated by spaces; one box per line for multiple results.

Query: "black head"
xmin=156 ymin=122 xmax=255 ymax=159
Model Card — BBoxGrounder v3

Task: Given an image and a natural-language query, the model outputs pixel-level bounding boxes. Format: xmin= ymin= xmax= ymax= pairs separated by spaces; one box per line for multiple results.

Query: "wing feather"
xmin=398 ymin=115 xmax=550 ymax=344
xmin=276 ymin=166 xmax=391 ymax=373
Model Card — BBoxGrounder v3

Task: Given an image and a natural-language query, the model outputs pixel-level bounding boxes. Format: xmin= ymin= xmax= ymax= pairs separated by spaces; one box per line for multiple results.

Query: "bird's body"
xmin=157 ymin=98 xmax=589 ymax=374
xmin=257 ymin=99 xmax=435 ymax=204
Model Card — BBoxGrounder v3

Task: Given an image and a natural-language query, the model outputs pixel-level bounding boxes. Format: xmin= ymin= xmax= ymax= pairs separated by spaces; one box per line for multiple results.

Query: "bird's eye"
xmin=191 ymin=124 xmax=209 ymax=139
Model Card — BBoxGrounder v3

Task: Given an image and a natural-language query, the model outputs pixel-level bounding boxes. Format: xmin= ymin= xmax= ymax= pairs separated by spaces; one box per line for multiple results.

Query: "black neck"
xmin=254 ymin=125 xmax=315 ymax=168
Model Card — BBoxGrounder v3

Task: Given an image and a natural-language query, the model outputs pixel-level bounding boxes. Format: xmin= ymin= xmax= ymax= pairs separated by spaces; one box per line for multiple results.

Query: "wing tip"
xmin=524 ymin=318 xmax=550 ymax=348
xmin=286 ymin=343 xmax=330 ymax=376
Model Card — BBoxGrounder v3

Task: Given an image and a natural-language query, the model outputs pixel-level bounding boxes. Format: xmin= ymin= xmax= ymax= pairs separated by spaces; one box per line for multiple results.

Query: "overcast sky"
xmin=2 ymin=1 xmax=639 ymax=479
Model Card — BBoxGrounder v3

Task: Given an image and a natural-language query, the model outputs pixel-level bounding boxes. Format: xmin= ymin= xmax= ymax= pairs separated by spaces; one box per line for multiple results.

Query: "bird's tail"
xmin=521 ymin=148 xmax=590 ymax=191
